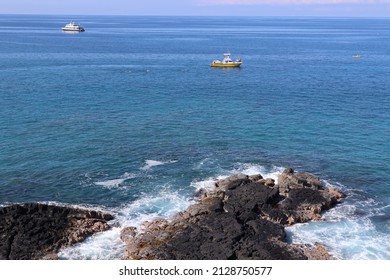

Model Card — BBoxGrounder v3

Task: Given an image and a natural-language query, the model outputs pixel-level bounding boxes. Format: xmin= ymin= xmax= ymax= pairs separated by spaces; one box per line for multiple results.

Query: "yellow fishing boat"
xmin=210 ymin=52 xmax=242 ymax=67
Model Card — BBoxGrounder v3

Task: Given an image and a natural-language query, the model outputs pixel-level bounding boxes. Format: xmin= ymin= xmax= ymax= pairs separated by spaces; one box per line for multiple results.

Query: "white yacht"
xmin=62 ymin=22 xmax=85 ymax=32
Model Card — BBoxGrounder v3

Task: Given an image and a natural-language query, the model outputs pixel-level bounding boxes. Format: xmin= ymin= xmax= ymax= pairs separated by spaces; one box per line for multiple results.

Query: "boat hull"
xmin=210 ymin=63 xmax=242 ymax=67
xmin=62 ymin=28 xmax=85 ymax=32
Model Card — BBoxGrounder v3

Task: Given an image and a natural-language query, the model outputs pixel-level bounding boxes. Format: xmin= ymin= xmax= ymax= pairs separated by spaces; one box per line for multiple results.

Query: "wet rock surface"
xmin=122 ymin=168 xmax=345 ymax=260
xmin=0 ymin=203 xmax=113 ymax=260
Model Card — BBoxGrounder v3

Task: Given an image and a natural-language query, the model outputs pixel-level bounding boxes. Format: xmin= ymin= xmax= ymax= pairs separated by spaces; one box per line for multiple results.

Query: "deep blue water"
xmin=0 ymin=15 xmax=389 ymax=259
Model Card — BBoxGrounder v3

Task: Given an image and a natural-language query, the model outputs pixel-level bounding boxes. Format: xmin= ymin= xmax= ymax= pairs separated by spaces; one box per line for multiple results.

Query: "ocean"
xmin=0 ymin=15 xmax=389 ymax=260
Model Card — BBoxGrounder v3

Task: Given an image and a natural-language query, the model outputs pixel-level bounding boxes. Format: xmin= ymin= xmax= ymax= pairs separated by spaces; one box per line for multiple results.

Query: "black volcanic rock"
xmin=0 ymin=203 xmax=113 ymax=260
xmin=223 ymin=182 xmax=281 ymax=223
xmin=121 ymin=169 xmax=345 ymax=260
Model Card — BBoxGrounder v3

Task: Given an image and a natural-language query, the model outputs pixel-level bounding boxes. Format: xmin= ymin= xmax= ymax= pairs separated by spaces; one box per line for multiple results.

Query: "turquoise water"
xmin=0 ymin=15 xmax=389 ymax=259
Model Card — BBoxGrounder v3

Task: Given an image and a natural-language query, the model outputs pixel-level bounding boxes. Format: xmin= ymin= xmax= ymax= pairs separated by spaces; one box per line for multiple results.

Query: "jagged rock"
xmin=122 ymin=170 xmax=345 ymax=260
xmin=277 ymin=169 xmax=345 ymax=224
xmin=120 ymin=227 xmax=137 ymax=244
xmin=293 ymin=243 xmax=335 ymax=260
xmin=279 ymin=188 xmax=328 ymax=223
xmin=278 ymin=168 xmax=323 ymax=196
xmin=223 ymin=182 xmax=281 ymax=222
xmin=260 ymin=206 xmax=289 ymax=225
xmin=248 ymin=174 xmax=263 ymax=182
xmin=259 ymin=178 xmax=275 ymax=187
xmin=194 ymin=188 xmax=208 ymax=199
xmin=215 ymin=174 xmax=250 ymax=190
xmin=0 ymin=203 xmax=113 ymax=260
xmin=322 ymin=187 xmax=346 ymax=204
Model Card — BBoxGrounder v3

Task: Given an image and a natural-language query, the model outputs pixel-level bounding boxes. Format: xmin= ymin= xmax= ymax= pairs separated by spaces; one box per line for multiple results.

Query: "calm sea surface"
xmin=0 ymin=15 xmax=389 ymax=259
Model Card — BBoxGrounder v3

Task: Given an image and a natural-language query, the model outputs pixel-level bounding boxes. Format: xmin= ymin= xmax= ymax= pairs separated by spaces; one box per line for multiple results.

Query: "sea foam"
xmin=58 ymin=185 xmax=193 ymax=260
xmin=141 ymin=159 xmax=177 ymax=171
xmin=94 ymin=172 xmax=135 ymax=188
xmin=285 ymin=183 xmax=390 ymax=260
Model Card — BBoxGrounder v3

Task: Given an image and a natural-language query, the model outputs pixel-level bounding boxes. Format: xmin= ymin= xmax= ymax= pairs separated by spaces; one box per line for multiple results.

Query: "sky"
xmin=0 ymin=0 xmax=389 ymax=17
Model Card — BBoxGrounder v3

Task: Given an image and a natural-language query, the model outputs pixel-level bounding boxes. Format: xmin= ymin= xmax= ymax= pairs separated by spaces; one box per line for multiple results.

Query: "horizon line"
xmin=0 ymin=13 xmax=389 ymax=18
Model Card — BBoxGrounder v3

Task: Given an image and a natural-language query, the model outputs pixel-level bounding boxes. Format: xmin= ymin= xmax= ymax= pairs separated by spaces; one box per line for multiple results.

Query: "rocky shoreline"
xmin=0 ymin=203 xmax=113 ymax=260
xmin=121 ymin=168 xmax=345 ymax=260
xmin=0 ymin=168 xmax=345 ymax=260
